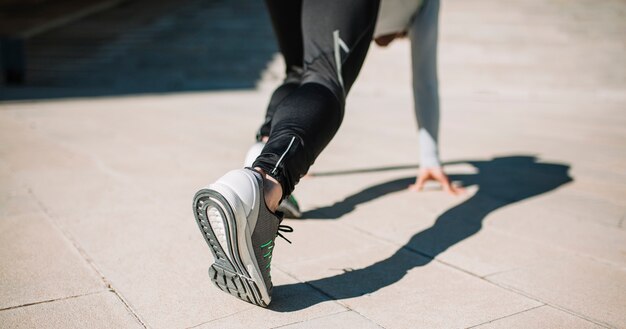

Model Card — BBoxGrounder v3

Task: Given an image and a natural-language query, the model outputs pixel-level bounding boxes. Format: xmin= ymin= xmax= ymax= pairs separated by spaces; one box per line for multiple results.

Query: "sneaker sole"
xmin=193 ymin=188 xmax=269 ymax=307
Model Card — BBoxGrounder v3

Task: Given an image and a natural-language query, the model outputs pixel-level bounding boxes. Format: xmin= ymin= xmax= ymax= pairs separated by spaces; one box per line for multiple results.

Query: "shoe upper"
xmin=248 ymin=169 xmax=283 ymax=295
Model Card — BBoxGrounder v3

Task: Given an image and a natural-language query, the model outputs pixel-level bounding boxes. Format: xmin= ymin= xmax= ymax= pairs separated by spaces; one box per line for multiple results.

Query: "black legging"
xmin=253 ymin=0 xmax=380 ymax=198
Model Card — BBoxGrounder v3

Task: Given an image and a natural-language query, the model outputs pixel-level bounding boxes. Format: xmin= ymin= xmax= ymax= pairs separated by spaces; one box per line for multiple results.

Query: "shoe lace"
xmin=276 ymin=224 xmax=293 ymax=244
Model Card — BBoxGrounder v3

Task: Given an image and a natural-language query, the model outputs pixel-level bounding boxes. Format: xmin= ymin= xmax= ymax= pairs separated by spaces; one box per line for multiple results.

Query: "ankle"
xmin=253 ymin=167 xmax=283 ymax=212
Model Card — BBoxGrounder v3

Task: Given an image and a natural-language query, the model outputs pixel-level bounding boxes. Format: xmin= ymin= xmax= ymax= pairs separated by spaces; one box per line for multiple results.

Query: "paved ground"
xmin=1 ymin=0 xmax=625 ymax=328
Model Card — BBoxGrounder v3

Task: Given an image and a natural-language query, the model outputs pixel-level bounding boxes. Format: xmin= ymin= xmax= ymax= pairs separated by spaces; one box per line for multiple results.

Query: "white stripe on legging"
xmin=271 ymin=136 xmax=296 ymax=175
xmin=333 ymin=30 xmax=349 ymax=90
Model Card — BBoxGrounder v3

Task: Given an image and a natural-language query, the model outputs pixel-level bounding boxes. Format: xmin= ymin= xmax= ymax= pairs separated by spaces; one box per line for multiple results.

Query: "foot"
xmin=245 ymin=142 xmax=302 ymax=218
xmin=192 ymin=168 xmax=289 ymax=307
xmin=253 ymin=167 xmax=283 ymax=213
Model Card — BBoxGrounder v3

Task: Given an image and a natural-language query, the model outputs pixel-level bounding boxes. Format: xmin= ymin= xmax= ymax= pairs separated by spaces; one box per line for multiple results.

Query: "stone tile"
xmin=435 ymin=228 xmax=566 ymax=278
xmin=336 ymin=183 xmax=474 ymax=246
xmin=20 ymin=186 xmax=344 ymax=328
xmin=487 ymin=254 xmax=626 ymax=328
xmin=189 ymin=270 xmax=346 ymax=329
xmin=278 ymin=311 xmax=382 ymax=329
xmin=300 ymin=174 xmax=570 ymax=279
xmin=474 ymin=306 xmax=604 ymax=329
xmin=488 ymin=204 xmax=626 ymax=269
xmin=295 ymin=171 xmax=424 ymax=217
xmin=0 ymin=94 xmax=339 ymax=328
xmin=50 ymin=204 xmax=256 ymax=329
xmin=282 ymin=243 xmax=541 ymax=329
xmin=525 ymin=188 xmax=624 ymax=229
xmin=343 ymin=262 xmax=541 ymax=328
xmin=272 ymin=219 xmax=390 ymax=266
xmin=0 ymin=292 xmax=142 ymax=329
xmin=0 ymin=211 xmax=105 ymax=309
xmin=0 ymin=163 xmax=37 ymax=219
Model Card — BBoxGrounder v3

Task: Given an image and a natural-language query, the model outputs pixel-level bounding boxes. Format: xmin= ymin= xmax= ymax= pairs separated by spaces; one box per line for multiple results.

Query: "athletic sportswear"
xmin=252 ymin=0 xmax=381 ymax=198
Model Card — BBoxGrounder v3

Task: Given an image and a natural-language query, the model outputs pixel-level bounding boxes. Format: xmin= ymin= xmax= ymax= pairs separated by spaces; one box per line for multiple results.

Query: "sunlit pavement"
xmin=1 ymin=1 xmax=625 ymax=328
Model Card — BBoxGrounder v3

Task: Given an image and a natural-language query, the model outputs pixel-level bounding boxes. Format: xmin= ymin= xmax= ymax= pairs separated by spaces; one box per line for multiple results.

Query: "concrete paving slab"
xmin=277 ymin=311 xmax=382 ymax=329
xmin=0 ymin=291 xmax=142 ymax=329
xmin=487 ymin=253 xmax=626 ymax=328
xmin=0 ymin=94 xmax=347 ymax=328
xmin=434 ymin=227 xmax=567 ymax=278
xmin=487 ymin=204 xmax=626 ymax=270
xmin=436 ymin=1 xmax=626 ymax=102
xmin=188 ymin=270 xmax=346 ymax=329
xmin=474 ymin=305 xmax=604 ymax=329
xmin=271 ymin=219 xmax=390 ymax=267
xmin=0 ymin=163 xmax=37 ymax=219
xmin=0 ymin=206 xmax=105 ymax=310
xmin=292 ymin=159 xmax=583 ymax=279
xmin=280 ymin=243 xmax=540 ymax=329
xmin=525 ymin=188 xmax=625 ymax=230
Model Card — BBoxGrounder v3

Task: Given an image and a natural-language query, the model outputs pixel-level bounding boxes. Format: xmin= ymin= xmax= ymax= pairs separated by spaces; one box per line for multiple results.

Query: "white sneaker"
xmin=192 ymin=168 xmax=291 ymax=307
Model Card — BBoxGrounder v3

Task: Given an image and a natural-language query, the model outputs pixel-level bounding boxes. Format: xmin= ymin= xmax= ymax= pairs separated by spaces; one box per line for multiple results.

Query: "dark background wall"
xmin=0 ymin=0 xmax=278 ymax=100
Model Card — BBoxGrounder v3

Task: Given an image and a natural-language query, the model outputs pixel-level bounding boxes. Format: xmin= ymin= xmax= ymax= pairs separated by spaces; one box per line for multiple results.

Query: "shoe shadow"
xmin=269 ymin=155 xmax=572 ymax=312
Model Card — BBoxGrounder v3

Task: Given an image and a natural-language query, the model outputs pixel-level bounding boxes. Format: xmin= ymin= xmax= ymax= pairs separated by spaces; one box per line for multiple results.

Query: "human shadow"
xmin=309 ymin=164 xmax=420 ymax=177
xmin=302 ymin=176 xmax=415 ymax=220
xmin=1 ymin=0 xmax=277 ymax=100
xmin=269 ymin=155 xmax=572 ymax=312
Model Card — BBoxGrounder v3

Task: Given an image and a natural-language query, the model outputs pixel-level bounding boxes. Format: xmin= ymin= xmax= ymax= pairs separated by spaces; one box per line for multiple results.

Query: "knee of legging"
xmin=284 ymin=66 xmax=304 ymax=84
xmin=300 ymin=68 xmax=345 ymax=105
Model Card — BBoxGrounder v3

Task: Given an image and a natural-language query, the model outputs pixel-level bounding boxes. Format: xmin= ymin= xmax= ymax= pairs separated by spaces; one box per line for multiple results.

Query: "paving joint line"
xmin=272 ymin=265 xmax=348 ymax=309
xmin=0 ymin=290 xmax=106 ymax=312
xmin=465 ymin=304 xmax=545 ymax=328
xmin=26 ymin=188 xmax=150 ymax=329
xmin=272 ymin=266 xmax=386 ymax=329
xmin=184 ymin=307 xmax=255 ymax=329
xmin=483 ymin=279 xmax=612 ymax=329
xmin=270 ymin=310 xmax=351 ymax=329
xmin=338 ymin=221 xmax=613 ymax=328
xmin=486 ymin=224 xmax=626 ymax=272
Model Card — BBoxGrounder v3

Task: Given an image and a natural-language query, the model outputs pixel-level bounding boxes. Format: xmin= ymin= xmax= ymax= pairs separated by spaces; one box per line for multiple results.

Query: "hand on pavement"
xmin=408 ymin=167 xmax=465 ymax=195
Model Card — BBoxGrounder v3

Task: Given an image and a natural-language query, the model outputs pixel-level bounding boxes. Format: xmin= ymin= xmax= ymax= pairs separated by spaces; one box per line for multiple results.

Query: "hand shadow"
xmin=269 ymin=155 xmax=572 ymax=312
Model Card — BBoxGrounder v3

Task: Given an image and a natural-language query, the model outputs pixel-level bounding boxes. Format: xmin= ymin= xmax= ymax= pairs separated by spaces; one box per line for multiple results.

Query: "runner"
xmin=243 ymin=0 xmax=460 ymax=225
xmin=376 ymin=0 xmax=463 ymax=194
xmin=193 ymin=0 xmax=380 ymax=307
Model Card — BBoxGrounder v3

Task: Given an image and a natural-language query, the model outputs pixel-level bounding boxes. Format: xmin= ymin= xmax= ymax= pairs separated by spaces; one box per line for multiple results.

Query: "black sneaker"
xmin=192 ymin=168 xmax=291 ymax=307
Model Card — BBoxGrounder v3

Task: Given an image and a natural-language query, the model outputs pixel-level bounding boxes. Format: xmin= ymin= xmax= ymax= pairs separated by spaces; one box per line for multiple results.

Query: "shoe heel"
xmin=209 ymin=264 xmax=268 ymax=307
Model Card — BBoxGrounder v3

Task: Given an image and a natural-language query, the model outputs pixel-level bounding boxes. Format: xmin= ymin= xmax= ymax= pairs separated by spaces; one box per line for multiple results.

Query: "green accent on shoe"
xmin=260 ymin=239 xmax=275 ymax=270
xmin=264 ymin=253 xmax=273 ymax=269
xmin=288 ymin=195 xmax=299 ymax=207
